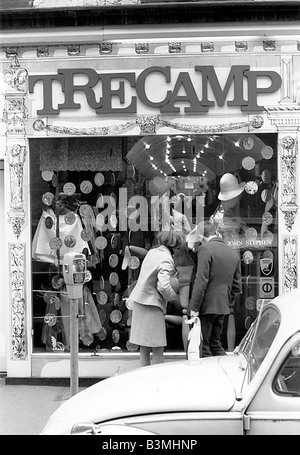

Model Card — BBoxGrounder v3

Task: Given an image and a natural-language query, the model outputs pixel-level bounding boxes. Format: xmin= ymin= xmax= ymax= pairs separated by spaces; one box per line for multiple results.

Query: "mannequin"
xmin=210 ymin=173 xmax=246 ymax=245
xmin=209 ymin=173 xmax=245 ymax=351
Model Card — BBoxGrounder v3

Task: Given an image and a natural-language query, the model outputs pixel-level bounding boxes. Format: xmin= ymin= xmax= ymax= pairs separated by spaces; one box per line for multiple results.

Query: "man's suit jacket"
xmin=189 ymin=237 xmax=241 ymax=315
xmin=129 ymin=245 xmax=177 ymax=314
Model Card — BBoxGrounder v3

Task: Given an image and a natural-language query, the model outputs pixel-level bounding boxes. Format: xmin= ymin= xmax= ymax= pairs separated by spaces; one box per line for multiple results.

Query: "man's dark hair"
xmin=203 ymin=220 xmax=217 ymax=238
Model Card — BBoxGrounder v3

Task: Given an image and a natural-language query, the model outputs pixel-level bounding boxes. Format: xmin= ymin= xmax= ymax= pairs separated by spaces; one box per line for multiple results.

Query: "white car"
xmin=41 ymin=289 xmax=300 ymax=435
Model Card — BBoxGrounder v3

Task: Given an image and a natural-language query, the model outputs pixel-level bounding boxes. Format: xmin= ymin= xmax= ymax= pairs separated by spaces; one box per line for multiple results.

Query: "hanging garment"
xmin=32 ymin=209 xmax=91 ymax=264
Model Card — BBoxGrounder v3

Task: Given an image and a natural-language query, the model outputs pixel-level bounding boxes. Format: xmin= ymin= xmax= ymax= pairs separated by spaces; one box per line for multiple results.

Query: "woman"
xmin=129 ymin=229 xmax=184 ymax=366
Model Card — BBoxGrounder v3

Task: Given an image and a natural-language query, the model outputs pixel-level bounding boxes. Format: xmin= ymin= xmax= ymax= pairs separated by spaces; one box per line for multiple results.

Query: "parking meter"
xmin=62 ymin=252 xmax=87 ymax=396
xmin=63 ymin=252 xmax=87 ymax=299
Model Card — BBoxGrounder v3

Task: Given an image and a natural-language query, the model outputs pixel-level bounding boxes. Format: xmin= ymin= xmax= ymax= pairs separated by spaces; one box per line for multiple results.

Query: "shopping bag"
xmin=185 ymin=316 xmax=202 ymax=360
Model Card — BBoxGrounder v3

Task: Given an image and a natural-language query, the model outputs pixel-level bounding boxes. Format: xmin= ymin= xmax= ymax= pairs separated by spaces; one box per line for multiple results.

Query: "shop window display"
xmin=30 ymin=133 xmax=278 ymax=354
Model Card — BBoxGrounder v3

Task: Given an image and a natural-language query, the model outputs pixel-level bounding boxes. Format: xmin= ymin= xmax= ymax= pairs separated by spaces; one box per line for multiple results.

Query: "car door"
xmin=244 ymin=333 xmax=300 ymax=435
xmin=104 ymin=411 xmax=244 ymax=435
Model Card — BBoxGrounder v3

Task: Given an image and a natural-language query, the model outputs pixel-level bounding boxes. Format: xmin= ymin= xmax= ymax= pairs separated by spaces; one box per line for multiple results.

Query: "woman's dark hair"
xmin=157 ymin=229 xmax=185 ymax=250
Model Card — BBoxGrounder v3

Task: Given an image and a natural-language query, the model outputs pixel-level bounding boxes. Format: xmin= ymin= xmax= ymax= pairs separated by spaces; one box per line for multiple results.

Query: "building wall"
xmin=1 ymin=6 xmax=299 ymax=378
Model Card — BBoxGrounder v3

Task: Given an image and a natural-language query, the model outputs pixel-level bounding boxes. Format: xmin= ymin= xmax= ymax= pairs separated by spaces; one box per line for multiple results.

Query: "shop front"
xmin=1 ymin=4 xmax=299 ymax=378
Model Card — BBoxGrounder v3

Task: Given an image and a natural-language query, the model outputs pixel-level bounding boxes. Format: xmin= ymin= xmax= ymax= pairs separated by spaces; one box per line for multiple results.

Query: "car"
xmin=41 ymin=289 xmax=300 ymax=435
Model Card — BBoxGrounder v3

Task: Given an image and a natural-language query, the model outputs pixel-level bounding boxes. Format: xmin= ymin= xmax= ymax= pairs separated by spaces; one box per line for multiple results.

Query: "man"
xmin=189 ymin=220 xmax=241 ymax=357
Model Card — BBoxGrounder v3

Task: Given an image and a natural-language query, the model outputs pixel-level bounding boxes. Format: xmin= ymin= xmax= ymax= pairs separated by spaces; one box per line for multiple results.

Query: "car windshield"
xmin=239 ymin=305 xmax=281 ymax=383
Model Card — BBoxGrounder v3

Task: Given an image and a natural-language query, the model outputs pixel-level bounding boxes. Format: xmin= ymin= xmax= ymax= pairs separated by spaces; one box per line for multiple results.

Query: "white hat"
xmin=148 ymin=176 xmax=176 ymax=197
xmin=218 ymin=173 xmax=245 ymax=201
xmin=186 ymin=222 xmax=204 ymax=249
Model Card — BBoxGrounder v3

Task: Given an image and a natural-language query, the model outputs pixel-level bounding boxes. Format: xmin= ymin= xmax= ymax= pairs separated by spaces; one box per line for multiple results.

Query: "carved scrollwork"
xmin=280 ymin=135 xmax=298 ymax=231
xmin=135 ymin=115 xmax=159 ymax=134
xmin=283 ymin=236 xmax=297 ymax=292
xmin=9 ymin=243 xmax=27 ymax=359
xmin=6 ymin=144 xmax=27 ymax=238
xmin=3 ymin=55 xmax=28 ymax=91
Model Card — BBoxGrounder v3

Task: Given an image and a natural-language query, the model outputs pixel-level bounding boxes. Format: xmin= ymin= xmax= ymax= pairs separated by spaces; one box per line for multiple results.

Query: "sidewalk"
xmin=0 ymin=377 xmax=97 ymax=435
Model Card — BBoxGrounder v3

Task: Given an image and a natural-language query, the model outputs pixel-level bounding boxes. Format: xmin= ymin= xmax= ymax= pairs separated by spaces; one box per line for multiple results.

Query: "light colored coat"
xmin=129 ymin=245 xmax=177 ymax=314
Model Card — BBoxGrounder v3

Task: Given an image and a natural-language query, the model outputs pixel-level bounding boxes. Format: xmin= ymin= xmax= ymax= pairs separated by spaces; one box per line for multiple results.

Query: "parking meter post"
xmin=62 ymin=252 xmax=88 ymax=397
xmin=70 ymin=298 xmax=79 ymax=396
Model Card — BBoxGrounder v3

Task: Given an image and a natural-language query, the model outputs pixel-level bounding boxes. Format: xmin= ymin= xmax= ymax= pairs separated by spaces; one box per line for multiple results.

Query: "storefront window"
xmin=30 ymin=133 xmax=278 ymax=354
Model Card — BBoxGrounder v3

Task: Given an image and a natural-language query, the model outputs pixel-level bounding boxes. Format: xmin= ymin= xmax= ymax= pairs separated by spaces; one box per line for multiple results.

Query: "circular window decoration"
xmin=99 ymin=275 xmax=105 ymax=290
xmin=262 ymin=230 xmax=274 ymax=243
xmin=95 ymin=235 xmax=107 ymax=250
xmin=261 ymin=145 xmax=274 ymax=160
xmin=127 ymin=164 xmax=135 ymax=179
xmin=243 ymin=250 xmax=254 ymax=265
xmin=112 ymin=329 xmax=120 ymax=344
xmin=94 ymin=172 xmax=105 ymax=186
xmin=52 ymin=174 xmax=58 ymax=187
xmin=42 ymin=192 xmax=55 ymax=206
xmin=96 ymin=291 xmax=108 ymax=305
xmin=110 ymin=173 xmax=116 ymax=186
xmin=44 ymin=313 xmax=57 ymax=327
xmin=261 ymin=169 xmax=272 ymax=184
xmin=79 ymin=204 xmax=93 ymax=218
xmin=109 ymin=254 xmax=119 ymax=268
xmin=81 ymin=333 xmax=94 ymax=346
xmin=99 ymin=309 xmax=106 ymax=325
xmin=110 ymin=292 xmax=120 ymax=305
xmin=245 ymin=181 xmax=258 ymax=195
xmin=64 ymin=211 xmax=76 ymax=225
xmin=96 ymin=213 xmax=105 ymax=231
xmin=110 ymin=234 xmax=119 ymax=250
xmin=98 ymin=327 xmax=107 ymax=341
xmin=49 ymin=237 xmax=63 ymax=250
xmin=109 ymin=272 xmax=119 ymax=286
xmin=96 ymin=193 xmax=104 ymax=208
xmin=243 ymin=137 xmax=254 ymax=150
xmin=245 ymin=296 xmax=256 ymax=310
xmin=64 ymin=235 xmax=76 ymax=248
xmin=63 ymin=182 xmax=76 ymax=196
xmin=261 ymin=189 xmax=272 ymax=203
xmin=41 ymin=170 xmax=53 ymax=181
xmin=45 ymin=216 xmax=53 ymax=229
xmin=242 ymin=156 xmax=255 ymax=171
xmin=110 ymin=309 xmax=122 ymax=323
xmin=263 ymin=249 xmax=274 ymax=260
xmin=81 ymin=229 xmax=93 ymax=242
xmin=110 ymin=213 xmax=118 ymax=229
xmin=262 ymin=212 xmax=273 ymax=226
xmin=80 ymin=180 xmax=93 ymax=194
xmin=245 ymin=227 xmax=257 ymax=241
xmin=128 ymin=256 xmax=140 ymax=270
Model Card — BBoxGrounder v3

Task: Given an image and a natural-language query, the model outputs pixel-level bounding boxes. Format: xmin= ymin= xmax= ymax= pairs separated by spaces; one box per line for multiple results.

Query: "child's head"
xmin=157 ymin=229 xmax=185 ymax=250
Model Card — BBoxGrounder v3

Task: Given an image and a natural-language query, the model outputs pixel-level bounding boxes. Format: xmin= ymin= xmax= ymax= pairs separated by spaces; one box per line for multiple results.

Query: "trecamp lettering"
xmin=28 ymin=65 xmax=282 ymax=116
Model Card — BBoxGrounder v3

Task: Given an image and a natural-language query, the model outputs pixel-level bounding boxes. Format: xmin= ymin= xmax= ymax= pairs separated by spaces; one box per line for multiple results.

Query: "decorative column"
xmin=265 ymin=55 xmax=300 ymax=293
xmin=3 ymin=55 xmax=28 ymax=238
xmin=3 ymin=53 xmax=29 ymax=361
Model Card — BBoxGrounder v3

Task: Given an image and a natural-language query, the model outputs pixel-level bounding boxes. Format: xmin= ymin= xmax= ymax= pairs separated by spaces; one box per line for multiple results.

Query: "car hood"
xmin=42 ymin=356 xmax=238 ymax=434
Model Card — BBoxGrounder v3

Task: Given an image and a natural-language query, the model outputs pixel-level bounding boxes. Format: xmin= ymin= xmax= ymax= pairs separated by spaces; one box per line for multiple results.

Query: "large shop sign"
xmin=28 ymin=65 xmax=282 ymax=116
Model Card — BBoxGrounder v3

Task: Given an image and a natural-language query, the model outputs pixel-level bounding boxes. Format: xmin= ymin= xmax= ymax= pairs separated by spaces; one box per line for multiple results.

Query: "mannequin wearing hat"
xmin=209 ymin=173 xmax=245 ymax=352
xmin=210 ymin=173 xmax=246 ymax=245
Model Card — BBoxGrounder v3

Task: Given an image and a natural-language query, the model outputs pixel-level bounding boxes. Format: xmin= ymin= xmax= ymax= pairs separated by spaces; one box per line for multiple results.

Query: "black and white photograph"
xmin=1 ymin=0 xmax=300 ymax=439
